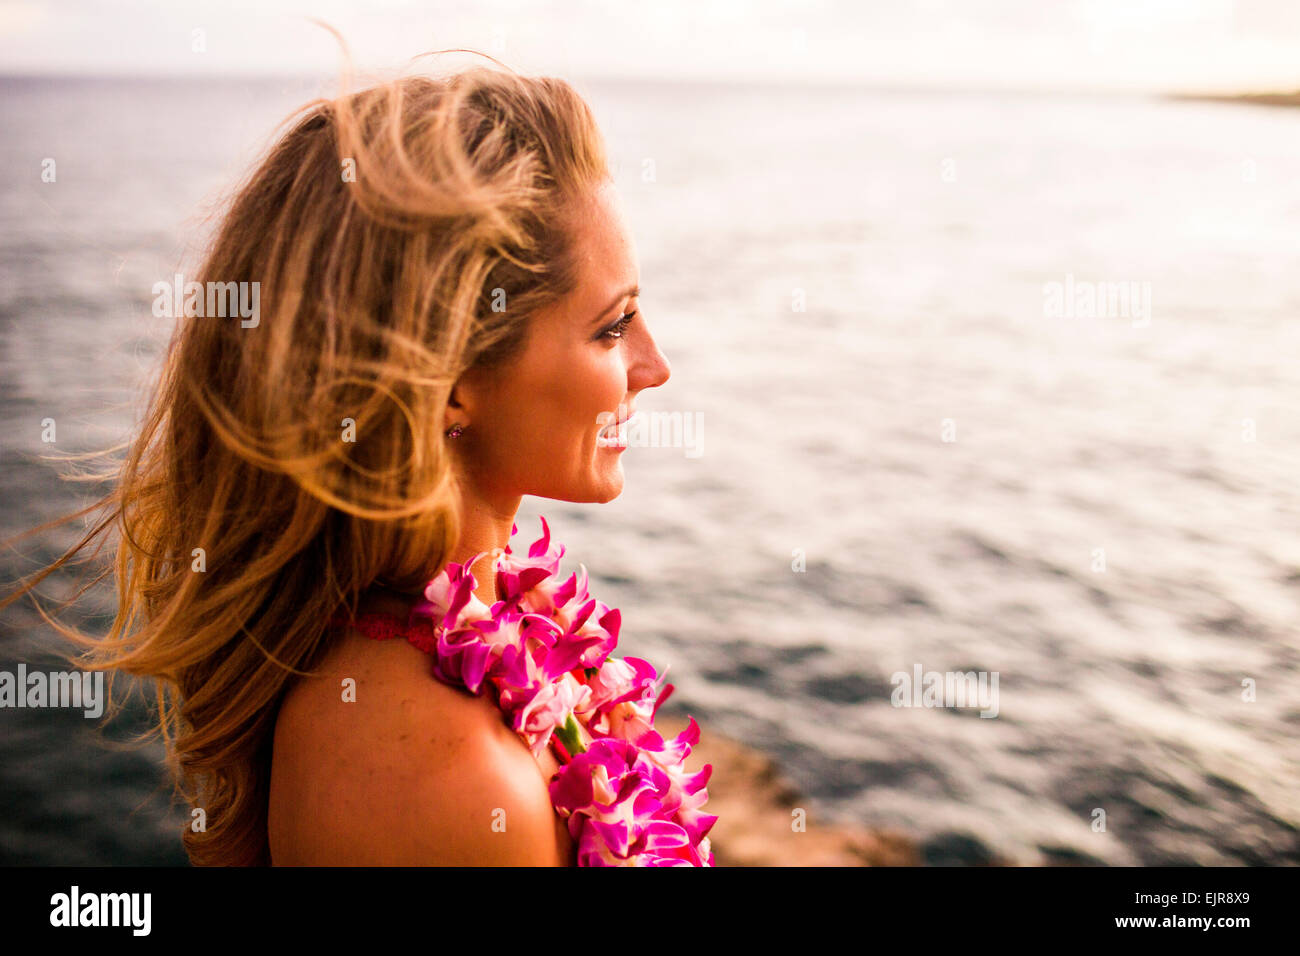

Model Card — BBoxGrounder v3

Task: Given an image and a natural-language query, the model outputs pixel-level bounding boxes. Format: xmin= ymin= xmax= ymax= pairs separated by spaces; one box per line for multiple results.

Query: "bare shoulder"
xmin=268 ymin=627 xmax=571 ymax=865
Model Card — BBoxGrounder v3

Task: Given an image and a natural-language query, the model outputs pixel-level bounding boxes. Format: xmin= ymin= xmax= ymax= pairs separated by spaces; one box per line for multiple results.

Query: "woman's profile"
xmin=0 ymin=56 xmax=720 ymax=866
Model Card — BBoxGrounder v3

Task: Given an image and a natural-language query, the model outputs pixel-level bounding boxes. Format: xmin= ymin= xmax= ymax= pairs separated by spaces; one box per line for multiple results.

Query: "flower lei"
xmin=406 ymin=516 xmax=717 ymax=867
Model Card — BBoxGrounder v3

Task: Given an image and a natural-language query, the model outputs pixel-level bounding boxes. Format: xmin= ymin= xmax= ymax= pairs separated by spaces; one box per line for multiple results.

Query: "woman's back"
xmin=267 ymin=594 xmax=575 ymax=865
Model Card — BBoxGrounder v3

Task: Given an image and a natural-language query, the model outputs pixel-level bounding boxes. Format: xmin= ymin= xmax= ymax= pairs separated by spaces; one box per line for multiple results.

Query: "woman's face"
xmin=451 ymin=181 xmax=671 ymax=505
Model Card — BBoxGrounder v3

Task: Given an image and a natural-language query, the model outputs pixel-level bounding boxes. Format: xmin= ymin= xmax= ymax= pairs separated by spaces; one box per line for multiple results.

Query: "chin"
xmin=539 ymin=468 xmax=624 ymax=504
xmin=596 ymin=459 xmax=626 ymax=501
xmin=580 ymin=466 xmax=626 ymax=504
xmin=593 ymin=480 xmax=624 ymax=504
xmin=582 ymin=473 xmax=625 ymax=504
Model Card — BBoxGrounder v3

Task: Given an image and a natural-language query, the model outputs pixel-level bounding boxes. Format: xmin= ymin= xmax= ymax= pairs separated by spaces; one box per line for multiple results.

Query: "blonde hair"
xmin=0 ymin=61 xmax=610 ymax=865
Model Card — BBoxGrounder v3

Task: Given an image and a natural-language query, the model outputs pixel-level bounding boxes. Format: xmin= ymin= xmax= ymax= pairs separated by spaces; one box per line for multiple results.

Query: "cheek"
xmin=531 ymin=349 xmax=625 ymax=437
xmin=573 ymin=349 xmax=630 ymax=433
xmin=480 ymin=346 xmax=627 ymax=483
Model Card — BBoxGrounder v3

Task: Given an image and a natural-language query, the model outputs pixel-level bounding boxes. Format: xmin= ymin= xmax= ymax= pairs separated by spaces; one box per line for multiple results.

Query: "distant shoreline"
xmin=1169 ymin=90 xmax=1300 ymax=108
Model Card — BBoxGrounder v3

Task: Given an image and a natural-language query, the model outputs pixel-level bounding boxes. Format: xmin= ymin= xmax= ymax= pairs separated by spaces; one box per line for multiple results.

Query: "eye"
xmin=600 ymin=311 xmax=637 ymax=341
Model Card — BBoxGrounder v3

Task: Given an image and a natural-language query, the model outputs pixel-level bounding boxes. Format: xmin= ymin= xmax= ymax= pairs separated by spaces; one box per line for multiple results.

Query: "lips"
xmin=596 ymin=409 xmax=641 ymax=449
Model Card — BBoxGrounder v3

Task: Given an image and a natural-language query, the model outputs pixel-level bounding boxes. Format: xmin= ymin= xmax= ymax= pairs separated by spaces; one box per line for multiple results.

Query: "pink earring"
xmin=445 ymin=423 xmax=465 ymax=438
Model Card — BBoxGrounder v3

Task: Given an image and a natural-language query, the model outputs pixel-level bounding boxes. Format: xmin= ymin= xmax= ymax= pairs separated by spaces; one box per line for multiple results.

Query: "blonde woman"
xmin=2 ymin=64 xmax=674 ymax=865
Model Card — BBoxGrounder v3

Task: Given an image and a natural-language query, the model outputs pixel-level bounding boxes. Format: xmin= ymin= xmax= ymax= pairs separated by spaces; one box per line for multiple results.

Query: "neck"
xmin=449 ymin=496 xmax=520 ymax=608
xmin=359 ymin=473 xmax=520 ymax=616
xmin=446 ymin=468 xmax=521 ymax=608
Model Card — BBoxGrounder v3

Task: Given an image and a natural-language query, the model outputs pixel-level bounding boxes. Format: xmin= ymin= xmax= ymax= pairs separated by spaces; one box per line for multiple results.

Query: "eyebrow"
xmin=590 ymin=285 xmax=640 ymax=326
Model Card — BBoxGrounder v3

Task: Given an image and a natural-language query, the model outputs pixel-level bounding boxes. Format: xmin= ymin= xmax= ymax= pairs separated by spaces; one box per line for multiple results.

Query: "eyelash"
xmin=601 ymin=311 xmax=637 ymax=340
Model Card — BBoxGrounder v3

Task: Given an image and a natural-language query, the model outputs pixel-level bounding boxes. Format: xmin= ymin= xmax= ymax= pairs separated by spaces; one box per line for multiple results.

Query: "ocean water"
xmin=1 ymin=76 xmax=1297 ymax=865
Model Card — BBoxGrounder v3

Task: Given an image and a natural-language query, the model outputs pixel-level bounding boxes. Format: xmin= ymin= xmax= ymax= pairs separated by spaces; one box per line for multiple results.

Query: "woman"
xmin=2 ymin=63 xmax=705 ymax=866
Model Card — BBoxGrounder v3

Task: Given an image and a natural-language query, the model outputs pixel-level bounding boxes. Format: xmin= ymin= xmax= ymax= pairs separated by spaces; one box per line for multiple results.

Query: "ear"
xmin=444 ymin=383 xmax=466 ymax=433
xmin=444 ymin=366 xmax=488 ymax=432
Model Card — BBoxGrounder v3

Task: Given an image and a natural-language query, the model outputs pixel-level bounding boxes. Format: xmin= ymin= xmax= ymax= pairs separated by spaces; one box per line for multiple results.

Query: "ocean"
xmin=1 ymin=75 xmax=1297 ymax=865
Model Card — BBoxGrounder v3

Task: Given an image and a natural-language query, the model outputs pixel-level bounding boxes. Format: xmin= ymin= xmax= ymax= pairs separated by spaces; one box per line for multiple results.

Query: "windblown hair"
xmin=0 ymin=61 xmax=610 ymax=865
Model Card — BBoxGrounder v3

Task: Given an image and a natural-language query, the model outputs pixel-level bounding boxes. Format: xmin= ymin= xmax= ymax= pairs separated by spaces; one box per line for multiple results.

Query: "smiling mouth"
xmin=596 ymin=410 xmax=642 ymax=449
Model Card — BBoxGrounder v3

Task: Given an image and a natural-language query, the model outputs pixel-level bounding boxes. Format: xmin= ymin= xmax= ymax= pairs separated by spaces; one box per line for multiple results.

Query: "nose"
xmin=634 ymin=329 xmax=671 ymax=391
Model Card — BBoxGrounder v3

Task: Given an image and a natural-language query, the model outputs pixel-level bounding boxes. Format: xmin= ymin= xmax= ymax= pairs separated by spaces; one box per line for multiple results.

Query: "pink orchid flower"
xmin=578 ymin=656 xmax=660 ymax=713
xmin=550 ymin=739 xmax=695 ymax=866
xmin=495 ymin=516 xmax=566 ymax=597
xmin=416 ymin=553 xmax=492 ymax=632
xmin=407 ymin=516 xmax=715 ymax=866
xmin=512 ymin=673 xmax=591 ymax=759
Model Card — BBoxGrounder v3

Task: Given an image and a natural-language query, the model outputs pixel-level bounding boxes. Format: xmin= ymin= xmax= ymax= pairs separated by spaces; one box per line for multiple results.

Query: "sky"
xmin=0 ymin=0 xmax=1298 ymax=93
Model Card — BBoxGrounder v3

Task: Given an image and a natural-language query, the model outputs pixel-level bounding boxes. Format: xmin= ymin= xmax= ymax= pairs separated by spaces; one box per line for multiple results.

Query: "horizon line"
xmin=0 ymin=70 xmax=1262 ymax=100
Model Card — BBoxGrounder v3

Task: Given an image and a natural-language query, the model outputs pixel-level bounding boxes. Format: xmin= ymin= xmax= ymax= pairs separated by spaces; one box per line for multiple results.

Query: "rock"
xmin=921 ymin=830 xmax=1000 ymax=866
xmin=658 ymin=715 xmax=921 ymax=866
